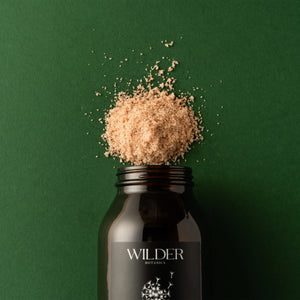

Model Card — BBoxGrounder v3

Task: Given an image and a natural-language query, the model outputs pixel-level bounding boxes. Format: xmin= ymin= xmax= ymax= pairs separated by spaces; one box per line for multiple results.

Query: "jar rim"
xmin=117 ymin=165 xmax=192 ymax=174
xmin=116 ymin=165 xmax=193 ymax=186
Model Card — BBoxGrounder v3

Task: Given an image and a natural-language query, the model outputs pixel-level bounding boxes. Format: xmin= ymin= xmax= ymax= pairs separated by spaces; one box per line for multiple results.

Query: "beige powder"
xmin=88 ymin=43 xmax=223 ymax=164
xmin=101 ymin=63 xmax=204 ymax=165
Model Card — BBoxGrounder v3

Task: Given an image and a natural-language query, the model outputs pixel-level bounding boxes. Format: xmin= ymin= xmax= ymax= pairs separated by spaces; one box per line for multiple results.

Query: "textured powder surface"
xmin=102 ymin=77 xmax=204 ymax=165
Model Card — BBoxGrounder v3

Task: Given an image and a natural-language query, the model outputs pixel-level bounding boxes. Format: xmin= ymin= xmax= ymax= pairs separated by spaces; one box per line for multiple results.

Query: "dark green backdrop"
xmin=0 ymin=1 xmax=299 ymax=299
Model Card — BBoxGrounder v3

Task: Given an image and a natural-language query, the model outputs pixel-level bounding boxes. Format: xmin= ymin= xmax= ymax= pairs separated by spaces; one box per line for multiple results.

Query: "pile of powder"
xmin=102 ymin=75 xmax=204 ymax=165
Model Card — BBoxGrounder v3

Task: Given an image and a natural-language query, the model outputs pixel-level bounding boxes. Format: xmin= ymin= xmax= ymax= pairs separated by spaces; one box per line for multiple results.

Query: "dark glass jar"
xmin=98 ymin=166 xmax=202 ymax=300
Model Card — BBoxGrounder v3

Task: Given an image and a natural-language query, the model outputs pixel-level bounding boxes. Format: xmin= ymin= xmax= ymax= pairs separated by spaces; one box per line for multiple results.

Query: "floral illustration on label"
xmin=141 ymin=271 xmax=174 ymax=300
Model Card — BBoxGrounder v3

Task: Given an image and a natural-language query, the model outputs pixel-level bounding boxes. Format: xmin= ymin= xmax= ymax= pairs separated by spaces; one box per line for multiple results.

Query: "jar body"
xmin=98 ymin=167 xmax=202 ymax=300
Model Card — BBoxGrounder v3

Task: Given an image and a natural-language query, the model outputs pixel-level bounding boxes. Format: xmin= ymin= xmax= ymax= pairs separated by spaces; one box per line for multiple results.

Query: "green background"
xmin=0 ymin=0 xmax=299 ymax=299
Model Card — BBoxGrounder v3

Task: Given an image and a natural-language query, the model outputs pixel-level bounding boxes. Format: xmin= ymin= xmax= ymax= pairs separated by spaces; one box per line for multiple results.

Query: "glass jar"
xmin=98 ymin=165 xmax=202 ymax=300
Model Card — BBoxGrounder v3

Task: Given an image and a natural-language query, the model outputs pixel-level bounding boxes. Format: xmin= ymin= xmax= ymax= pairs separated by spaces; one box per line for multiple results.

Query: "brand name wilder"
xmin=127 ymin=248 xmax=184 ymax=261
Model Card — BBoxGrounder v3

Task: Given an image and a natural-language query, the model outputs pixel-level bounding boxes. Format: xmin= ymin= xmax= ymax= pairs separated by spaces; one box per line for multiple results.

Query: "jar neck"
xmin=119 ymin=184 xmax=191 ymax=194
xmin=116 ymin=166 xmax=193 ymax=193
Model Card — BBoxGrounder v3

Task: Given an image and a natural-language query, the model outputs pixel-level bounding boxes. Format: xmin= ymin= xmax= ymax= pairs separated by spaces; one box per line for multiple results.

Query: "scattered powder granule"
xmin=158 ymin=70 xmax=164 ymax=76
xmin=102 ymin=83 xmax=203 ymax=165
xmin=164 ymin=41 xmax=174 ymax=47
xmin=171 ymin=60 xmax=179 ymax=68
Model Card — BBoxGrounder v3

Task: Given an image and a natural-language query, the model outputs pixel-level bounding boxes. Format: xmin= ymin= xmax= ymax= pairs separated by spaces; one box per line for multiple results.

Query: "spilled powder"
xmin=101 ymin=60 xmax=204 ymax=165
xmin=87 ymin=39 xmax=224 ymax=164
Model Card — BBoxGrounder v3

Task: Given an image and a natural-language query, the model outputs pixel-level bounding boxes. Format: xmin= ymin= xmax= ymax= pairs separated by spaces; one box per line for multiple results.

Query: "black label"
xmin=109 ymin=242 xmax=201 ymax=300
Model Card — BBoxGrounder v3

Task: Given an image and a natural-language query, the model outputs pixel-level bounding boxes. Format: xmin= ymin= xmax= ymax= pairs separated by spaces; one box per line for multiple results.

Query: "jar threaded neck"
xmin=116 ymin=166 xmax=193 ymax=186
